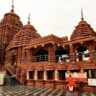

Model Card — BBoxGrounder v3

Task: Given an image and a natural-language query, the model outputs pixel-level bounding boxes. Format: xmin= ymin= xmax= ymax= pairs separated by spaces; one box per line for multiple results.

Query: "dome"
xmin=0 ymin=1 xmax=23 ymax=27
xmin=0 ymin=11 xmax=23 ymax=28
xmin=0 ymin=8 xmax=23 ymax=46
xmin=7 ymin=23 xmax=41 ymax=50
xmin=70 ymin=19 xmax=96 ymax=40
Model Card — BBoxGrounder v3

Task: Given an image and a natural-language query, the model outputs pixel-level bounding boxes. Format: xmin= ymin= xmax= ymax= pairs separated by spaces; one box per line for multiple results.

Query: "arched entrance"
xmin=55 ymin=48 xmax=69 ymax=62
xmin=76 ymin=46 xmax=89 ymax=61
xmin=33 ymin=49 xmax=48 ymax=62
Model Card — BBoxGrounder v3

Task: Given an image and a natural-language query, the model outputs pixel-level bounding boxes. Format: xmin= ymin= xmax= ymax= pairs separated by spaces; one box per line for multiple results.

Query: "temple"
xmin=0 ymin=1 xmax=96 ymax=92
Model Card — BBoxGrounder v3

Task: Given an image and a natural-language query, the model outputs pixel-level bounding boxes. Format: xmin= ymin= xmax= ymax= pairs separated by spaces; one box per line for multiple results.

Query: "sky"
xmin=0 ymin=0 xmax=96 ymax=39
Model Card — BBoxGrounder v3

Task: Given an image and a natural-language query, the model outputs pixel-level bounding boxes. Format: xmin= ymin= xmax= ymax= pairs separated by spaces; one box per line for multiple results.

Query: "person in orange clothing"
xmin=67 ymin=75 xmax=75 ymax=92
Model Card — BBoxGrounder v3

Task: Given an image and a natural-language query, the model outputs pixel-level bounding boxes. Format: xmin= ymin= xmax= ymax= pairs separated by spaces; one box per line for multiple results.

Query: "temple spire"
xmin=81 ymin=8 xmax=84 ymax=21
xmin=11 ymin=0 xmax=14 ymax=12
xmin=28 ymin=13 xmax=30 ymax=24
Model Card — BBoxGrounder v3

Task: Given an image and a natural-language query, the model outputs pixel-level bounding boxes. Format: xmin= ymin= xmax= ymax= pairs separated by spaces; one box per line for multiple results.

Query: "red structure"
xmin=0 ymin=2 xmax=96 ymax=92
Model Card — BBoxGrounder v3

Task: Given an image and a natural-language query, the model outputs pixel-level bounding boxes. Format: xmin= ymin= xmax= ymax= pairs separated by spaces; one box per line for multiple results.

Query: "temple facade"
xmin=0 ymin=3 xmax=96 ymax=92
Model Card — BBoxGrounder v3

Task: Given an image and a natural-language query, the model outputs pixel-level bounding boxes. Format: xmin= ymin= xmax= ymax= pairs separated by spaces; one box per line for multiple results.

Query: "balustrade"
xmin=13 ymin=50 xmax=96 ymax=63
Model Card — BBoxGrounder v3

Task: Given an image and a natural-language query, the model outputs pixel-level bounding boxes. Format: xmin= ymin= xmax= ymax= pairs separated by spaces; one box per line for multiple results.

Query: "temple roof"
xmin=71 ymin=9 xmax=96 ymax=41
xmin=6 ymin=23 xmax=41 ymax=50
xmin=0 ymin=4 xmax=22 ymax=27
xmin=27 ymin=34 xmax=68 ymax=48
xmin=0 ymin=9 xmax=23 ymax=45
xmin=2 ymin=0 xmax=20 ymax=20
xmin=0 ymin=11 xmax=22 ymax=27
xmin=71 ymin=20 xmax=96 ymax=41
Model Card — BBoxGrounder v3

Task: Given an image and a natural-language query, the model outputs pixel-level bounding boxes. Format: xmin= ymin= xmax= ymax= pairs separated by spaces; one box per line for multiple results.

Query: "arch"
xmin=33 ymin=49 xmax=48 ymax=62
xmin=76 ymin=46 xmax=89 ymax=61
xmin=55 ymin=48 xmax=70 ymax=62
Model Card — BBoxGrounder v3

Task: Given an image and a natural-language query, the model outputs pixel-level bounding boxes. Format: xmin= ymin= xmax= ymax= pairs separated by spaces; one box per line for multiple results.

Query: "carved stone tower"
xmin=0 ymin=1 xmax=23 ymax=65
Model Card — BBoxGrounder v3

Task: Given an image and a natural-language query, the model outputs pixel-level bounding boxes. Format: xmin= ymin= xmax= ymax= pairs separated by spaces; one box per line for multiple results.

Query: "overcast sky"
xmin=0 ymin=0 xmax=96 ymax=38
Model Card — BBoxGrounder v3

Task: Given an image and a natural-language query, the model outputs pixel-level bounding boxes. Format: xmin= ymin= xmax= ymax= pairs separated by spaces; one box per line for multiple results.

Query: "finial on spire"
xmin=11 ymin=0 xmax=14 ymax=12
xmin=81 ymin=8 xmax=84 ymax=21
xmin=28 ymin=13 xmax=30 ymax=24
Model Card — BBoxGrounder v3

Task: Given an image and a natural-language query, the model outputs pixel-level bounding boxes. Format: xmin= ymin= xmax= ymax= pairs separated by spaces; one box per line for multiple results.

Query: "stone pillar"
xmin=26 ymin=71 xmax=29 ymax=80
xmin=20 ymin=69 xmax=26 ymax=85
xmin=44 ymin=71 xmax=47 ymax=80
xmin=48 ymin=45 xmax=55 ymax=62
xmin=70 ymin=44 xmax=76 ymax=62
xmin=55 ymin=70 xmax=58 ymax=81
xmin=21 ymin=47 xmax=25 ymax=64
xmin=16 ymin=66 xmax=21 ymax=81
xmin=26 ymin=49 xmax=31 ymax=63
xmin=34 ymin=70 xmax=37 ymax=80
xmin=17 ymin=47 xmax=22 ymax=64
xmin=88 ymin=46 xmax=95 ymax=60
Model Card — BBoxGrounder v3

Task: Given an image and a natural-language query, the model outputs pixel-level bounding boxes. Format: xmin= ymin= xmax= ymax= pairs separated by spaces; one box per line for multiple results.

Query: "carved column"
xmin=34 ymin=70 xmax=37 ymax=80
xmin=21 ymin=47 xmax=25 ymax=64
xmin=55 ymin=70 xmax=58 ymax=81
xmin=88 ymin=45 xmax=95 ymax=60
xmin=26 ymin=49 xmax=31 ymax=63
xmin=48 ymin=45 xmax=55 ymax=62
xmin=30 ymin=49 xmax=34 ymax=62
xmin=20 ymin=69 xmax=26 ymax=85
xmin=44 ymin=71 xmax=47 ymax=80
xmin=17 ymin=47 xmax=22 ymax=64
xmin=26 ymin=71 xmax=29 ymax=80
xmin=70 ymin=44 xmax=76 ymax=62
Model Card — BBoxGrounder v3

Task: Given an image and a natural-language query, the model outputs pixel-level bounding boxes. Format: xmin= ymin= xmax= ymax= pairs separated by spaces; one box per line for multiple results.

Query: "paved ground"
xmin=0 ymin=85 xmax=65 ymax=96
xmin=0 ymin=85 xmax=95 ymax=96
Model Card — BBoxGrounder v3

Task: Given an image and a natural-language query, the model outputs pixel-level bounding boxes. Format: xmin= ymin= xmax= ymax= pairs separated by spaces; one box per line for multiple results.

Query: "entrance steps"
xmin=5 ymin=65 xmax=16 ymax=76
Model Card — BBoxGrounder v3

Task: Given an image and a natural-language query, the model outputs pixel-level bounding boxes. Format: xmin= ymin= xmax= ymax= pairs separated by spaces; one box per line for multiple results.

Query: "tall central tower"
xmin=0 ymin=0 xmax=23 ymax=65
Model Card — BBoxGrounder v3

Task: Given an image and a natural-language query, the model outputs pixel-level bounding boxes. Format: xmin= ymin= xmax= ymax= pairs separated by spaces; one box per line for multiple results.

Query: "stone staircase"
xmin=5 ymin=75 xmax=20 ymax=86
xmin=5 ymin=65 xmax=16 ymax=76
xmin=4 ymin=65 xmax=20 ymax=86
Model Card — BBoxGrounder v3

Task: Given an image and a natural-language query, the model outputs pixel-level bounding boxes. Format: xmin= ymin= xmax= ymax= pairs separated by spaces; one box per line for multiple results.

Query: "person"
xmin=67 ymin=75 xmax=75 ymax=92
